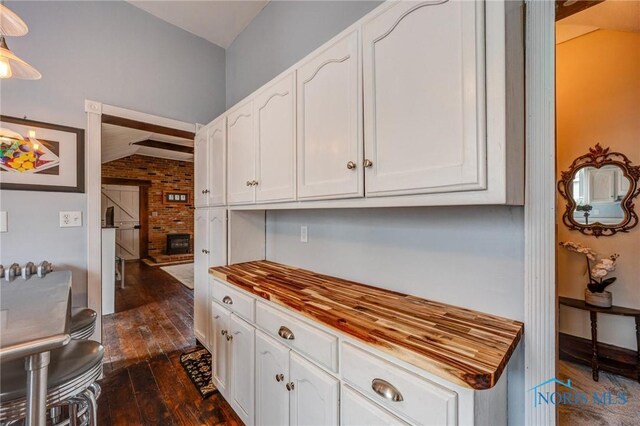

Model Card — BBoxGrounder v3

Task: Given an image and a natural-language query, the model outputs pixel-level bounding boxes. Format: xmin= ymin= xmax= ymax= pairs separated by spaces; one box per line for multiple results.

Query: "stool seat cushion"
xmin=0 ymin=340 xmax=104 ymax=402
xmin=70 ymin=308 xmax=97 ymax=333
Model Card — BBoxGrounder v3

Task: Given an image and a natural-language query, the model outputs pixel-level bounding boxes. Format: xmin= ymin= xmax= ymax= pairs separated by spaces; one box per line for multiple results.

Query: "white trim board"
xmin=85 ymin=100 xmax=196 ymax=342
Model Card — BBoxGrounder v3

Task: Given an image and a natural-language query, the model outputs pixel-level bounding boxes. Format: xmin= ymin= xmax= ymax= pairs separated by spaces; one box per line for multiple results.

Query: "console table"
xmin=559 ymin=296 xmax=640 ymax=382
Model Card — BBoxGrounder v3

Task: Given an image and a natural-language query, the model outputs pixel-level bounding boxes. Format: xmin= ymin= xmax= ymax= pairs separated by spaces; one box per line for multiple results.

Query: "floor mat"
xmin=179 ymin=348 xmax=218 ymax=398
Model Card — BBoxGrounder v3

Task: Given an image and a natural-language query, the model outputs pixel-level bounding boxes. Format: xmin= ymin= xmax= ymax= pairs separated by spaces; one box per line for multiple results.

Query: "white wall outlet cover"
xmin=59 ymin=211 xmax=83 ymax=227
xmin=300 ymin=225 xmax=308 ymax=243
xmin=0 ymin=211 xmax=7 ymax=233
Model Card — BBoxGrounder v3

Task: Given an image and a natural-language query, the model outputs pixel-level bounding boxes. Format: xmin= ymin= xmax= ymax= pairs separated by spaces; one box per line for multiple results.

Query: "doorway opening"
xmin=555 ymin=1 xmax=640 ymax=424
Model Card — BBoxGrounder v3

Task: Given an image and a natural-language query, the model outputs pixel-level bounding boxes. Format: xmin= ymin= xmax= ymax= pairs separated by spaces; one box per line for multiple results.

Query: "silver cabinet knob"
xmin=371 ymin=378 xmax=403 ymax=402
xmin=347 ymin=161 xmax=356 ymax=170
xmin=201 ymin=189 xmax=210 ymax=194
xmin=363 ymin=159 xmax=373 ymax=168
xmin=222 ymin=296 xmax=233 ymax=305
xmin=221 ymin=329 xmax=227 ymax=336
xmin=286 ymin=382 xmax=295 ymax=391
xmin=275 ymin=374 xmax=284 ymax=382
xmin=201 ymin=249 xmax=210 ymax=254
xmin=246 ymin=180 xmax=252 ymax=187
xmin=226 ymin=334 xmax=233 ymax=342
xmin=278 ymin=326 xmax=295 ymax=340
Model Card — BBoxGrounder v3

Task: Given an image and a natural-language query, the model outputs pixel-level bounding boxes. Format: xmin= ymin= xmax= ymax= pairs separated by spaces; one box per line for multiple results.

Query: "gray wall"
xmin=229 ymin=2 xmax=525 ymax=424
xmin=0 ymin=0 xmax=226 ymax=305
xmin=225 ymin=0 xmax=381 ymax=108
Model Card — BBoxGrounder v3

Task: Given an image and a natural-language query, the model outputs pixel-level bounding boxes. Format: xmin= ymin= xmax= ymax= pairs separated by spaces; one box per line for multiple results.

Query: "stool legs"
xmin=25 ymin=351 xmax=50 ymax=426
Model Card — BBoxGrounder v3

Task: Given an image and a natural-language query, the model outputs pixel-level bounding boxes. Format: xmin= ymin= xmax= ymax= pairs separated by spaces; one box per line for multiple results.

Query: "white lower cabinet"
xmin=341 ymin=385 xmax=409 ymax=426
xmin=229 ymin=314 xmax=256 ymax=425
xmin=255 ymin=331 xmax=339 ymax=426
xmin=211 ymin=301 xmax=230 ymax=397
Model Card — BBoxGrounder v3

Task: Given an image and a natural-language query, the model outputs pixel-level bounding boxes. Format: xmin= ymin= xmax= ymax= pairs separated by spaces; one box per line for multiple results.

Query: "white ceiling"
xmin=557 ymin=0 xmax=640 ymax=44
xmin=127 ymin=0 xmax=269 ymax=48
xmin=102 ymin=123 xmax=194 ymax=164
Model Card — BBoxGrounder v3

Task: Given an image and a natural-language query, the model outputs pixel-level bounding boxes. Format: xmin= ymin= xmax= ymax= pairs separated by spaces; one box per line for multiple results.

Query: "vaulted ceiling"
xmin=556 ymin=0 xmax=640 ymax=44
xmin=126 ymin=0 xmax=269 ymax=48
xmin=102 ymin=123 xmax=194 ymax=164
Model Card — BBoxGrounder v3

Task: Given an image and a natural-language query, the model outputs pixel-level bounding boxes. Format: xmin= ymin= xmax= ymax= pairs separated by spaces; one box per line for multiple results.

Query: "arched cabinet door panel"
xmin=289 ymin=352 xmax=339 ymax=426
xmin=193 ymin=131 xmax=209 ymax=207
xmin=227 ymin=100 xmax=255 ymax=205
xmin=208 ymin=117 xmax=226 ymax=206
xmin=296 ymin=29 xmax=363 ymax=200
xmin=362 ymin=0 xmax=487 ymax=197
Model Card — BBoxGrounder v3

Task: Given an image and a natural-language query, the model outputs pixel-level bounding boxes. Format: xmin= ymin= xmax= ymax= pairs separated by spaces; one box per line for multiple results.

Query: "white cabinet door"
xmin=254 ymin=73 xmax=296 ymax=203
xmin=208 ymin=208 xmax=227 ymax=267
xmin=193 ymin=209 xmax=209 ymax=346
xmin=342 ymin=386 xmax=409 ymax=426
xmin=297 ymin=29 xmax=363 ymax=200
xmin=194 ymin=130 xmax=209 ymax=207
xmin=211 ymin=301 xmax=230 ymax=398
xmin=256 ymin=331 xmax=290 ymax=426
xmin=227 ymin=100 xmax=255 ymax=205
xmin=229 ymin=314 xmax=256 ymax=425
xmin=208 ymin=117 xmax=226 ymax=206
xmin=362 ymin=1 xmax=486 ymax=197
xmin=289 ymin=352 xmax=339 ymax=426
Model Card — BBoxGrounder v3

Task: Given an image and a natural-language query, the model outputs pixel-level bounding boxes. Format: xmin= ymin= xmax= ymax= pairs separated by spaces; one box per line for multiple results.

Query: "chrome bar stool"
xmin=0 ymin=340 xmax=104 ymax=426
xmin=69 ymin=309 xmax=97 ymax=340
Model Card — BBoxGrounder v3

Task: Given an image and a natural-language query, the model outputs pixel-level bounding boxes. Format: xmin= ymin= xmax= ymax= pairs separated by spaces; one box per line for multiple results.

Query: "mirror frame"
xmin=558 ymin=144 xmax=640 ymax=237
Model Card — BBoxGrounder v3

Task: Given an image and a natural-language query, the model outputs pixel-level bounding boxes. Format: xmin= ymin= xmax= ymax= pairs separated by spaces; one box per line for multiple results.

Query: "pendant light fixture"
xmin=0 ymin=35 xmax=40 ymax=79
xmin=0 ymin=3 xmax=28 ymax=36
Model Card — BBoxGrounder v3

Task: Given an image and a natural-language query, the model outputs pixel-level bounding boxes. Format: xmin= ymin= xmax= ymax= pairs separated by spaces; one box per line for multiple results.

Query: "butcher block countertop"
xmin=210 ymin=260 xmax=523 ymax=390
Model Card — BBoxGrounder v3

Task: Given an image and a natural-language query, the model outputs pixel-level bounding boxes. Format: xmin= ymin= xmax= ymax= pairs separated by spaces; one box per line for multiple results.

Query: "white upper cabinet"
xmin=362 ymin=0 xmax=486 ymax=197
xmin=227 ymin=100 xmax=256 ymax=205
xmin=208 ymin=117 xmax=226 ymax=206
xmin=296 ymin=29 xmax=363 ymax=200
xmin=194 ymin=130 xmax=209 ymax=207
xmin=254 ymin=73 xmax=296 ymax=203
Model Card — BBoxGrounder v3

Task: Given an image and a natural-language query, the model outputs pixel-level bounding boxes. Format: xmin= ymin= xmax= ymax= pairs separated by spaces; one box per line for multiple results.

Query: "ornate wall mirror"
xmin=558 ymin=144 xmax=640 ymax=237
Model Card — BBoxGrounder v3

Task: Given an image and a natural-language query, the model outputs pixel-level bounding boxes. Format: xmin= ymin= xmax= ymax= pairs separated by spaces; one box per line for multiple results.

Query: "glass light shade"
xmin=0 ymin=37 xmax=40 ymax=79
xmin=0 ymin=4 xmax=28 ymax=37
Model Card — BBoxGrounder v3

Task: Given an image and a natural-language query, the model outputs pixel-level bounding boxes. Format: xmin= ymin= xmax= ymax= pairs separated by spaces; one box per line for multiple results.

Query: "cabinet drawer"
xmin=212 ymin=279 xmax=255 ymax=322
xmin=342 ymin=385 xmax=409 ymax=426
xmin=255 ymin=301 xmax=338 ymax=372
xmin=341 ymin=343 xmax=457 ymax=425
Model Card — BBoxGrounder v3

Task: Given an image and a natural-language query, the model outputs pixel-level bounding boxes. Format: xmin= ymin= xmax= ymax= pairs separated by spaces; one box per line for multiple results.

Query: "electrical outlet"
xmin=300 ymin=225 xmax=308 ymax=243
xmin=60 ymin=211 xmax=82 ymax=228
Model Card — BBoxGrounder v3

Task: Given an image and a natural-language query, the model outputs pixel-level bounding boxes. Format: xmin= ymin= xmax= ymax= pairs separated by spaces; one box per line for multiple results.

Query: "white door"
xmin=101 ymin=184 xmax=140 ymax=260
xmin=588 ymin=167 xmax=616 ymax=203
xmin=296 ymin=29 xmax=363 ymax=200
xmin=208 ymin=208 xmax=227 ymax=267
xmin=208 ymin=117 xmax=226 ymax=206
xmin=362 ymin=1 xmax=486 ymax=197
xmin=341 ymin=386 xmax=409 ymax=426
xmin=289 ymin=352 xmax=339 ymax=426
xmin=227 ymin=100 xmax=255 ymax=205
xmin=229 ymin=313 xmax=255 ymax=425
xmin=256 ymin=331 xmax=290 ymax=426
xmin=211 ymin=301 xmax=231 ymax=398
xmin=254 ymin=72 xmax=296 ymax=203
xmin=193 ymin=209 xmax=209 ymax=346
xmin=194 ymin=130 xmax=209 ymax=207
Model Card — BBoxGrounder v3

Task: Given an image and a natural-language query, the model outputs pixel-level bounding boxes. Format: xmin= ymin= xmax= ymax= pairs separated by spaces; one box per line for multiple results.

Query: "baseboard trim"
xmin=559 ymin=332 xmax=639 ymax=381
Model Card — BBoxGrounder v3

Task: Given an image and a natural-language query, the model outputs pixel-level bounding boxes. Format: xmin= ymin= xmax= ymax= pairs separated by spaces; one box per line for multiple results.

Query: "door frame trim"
xmin=85 ymin=100 xmax=195 ymax=341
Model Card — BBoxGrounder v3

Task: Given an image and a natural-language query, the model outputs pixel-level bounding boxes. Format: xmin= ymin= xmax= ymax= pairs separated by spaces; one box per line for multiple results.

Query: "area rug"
xmin=160 ymin=263 xmax=194 ymax=289
xmin=179 ymin=348 xmax=218 ymax=398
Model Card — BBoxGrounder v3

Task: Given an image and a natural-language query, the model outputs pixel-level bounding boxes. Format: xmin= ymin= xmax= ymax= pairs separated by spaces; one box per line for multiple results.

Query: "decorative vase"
xmin=585 ymin=289 xmax=612 ymax=308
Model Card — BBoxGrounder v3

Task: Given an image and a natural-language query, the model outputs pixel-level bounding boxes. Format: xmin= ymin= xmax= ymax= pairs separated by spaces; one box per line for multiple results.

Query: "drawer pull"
xmin=371 ymin=378 xmax=404 ymax=402
xmin=278 ymin=326 xmax=295 ymax=340
xmin=275 ymin=374 xmax=284 ymax=382
xmin=222 ymin=296 xmax=233 ymax=305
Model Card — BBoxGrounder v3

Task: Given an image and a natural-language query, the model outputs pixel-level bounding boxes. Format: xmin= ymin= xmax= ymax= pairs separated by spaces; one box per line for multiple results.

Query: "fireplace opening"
xmin=166 ymin=233 xmax=191 ymax=255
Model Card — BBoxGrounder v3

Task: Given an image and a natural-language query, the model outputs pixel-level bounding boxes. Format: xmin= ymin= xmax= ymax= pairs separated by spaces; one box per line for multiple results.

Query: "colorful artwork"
xmin=0 ymin=129 xmax=60 ymax=174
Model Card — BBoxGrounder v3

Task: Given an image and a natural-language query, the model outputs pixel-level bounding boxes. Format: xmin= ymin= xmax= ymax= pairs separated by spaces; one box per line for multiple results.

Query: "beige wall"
xmin=557 ymin=30 xmax=640 ymax=349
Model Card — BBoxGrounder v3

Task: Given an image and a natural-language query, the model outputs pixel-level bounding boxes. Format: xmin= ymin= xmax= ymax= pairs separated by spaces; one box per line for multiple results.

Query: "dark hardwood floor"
xmin=97 ymin=261 xmax=242 ymax=425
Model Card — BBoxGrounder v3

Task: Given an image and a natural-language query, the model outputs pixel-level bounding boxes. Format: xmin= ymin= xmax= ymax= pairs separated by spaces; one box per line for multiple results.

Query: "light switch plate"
xmin=60 ymin=211 xmax=82 ymax=227
xmin=300 ymin=225 xmax=308 ymax=243
xmin=0 ymin=211 xmax=7 ymax=233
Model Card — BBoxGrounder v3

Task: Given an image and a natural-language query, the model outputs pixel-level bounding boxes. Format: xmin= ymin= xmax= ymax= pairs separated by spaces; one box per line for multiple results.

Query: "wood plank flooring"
xmin=97 ymin=261 xmax=242 ymax=426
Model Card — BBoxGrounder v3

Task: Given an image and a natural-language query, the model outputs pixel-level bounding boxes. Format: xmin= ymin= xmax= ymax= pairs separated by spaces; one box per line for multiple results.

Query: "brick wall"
xmin=102 ymin=155 xmax=193 ymax=258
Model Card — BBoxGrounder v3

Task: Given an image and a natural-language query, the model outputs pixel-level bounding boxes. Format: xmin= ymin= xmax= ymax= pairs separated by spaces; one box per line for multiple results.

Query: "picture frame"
xmin=0 ymin=115 xmax=85 ymax=193
xmin=163 ymin=191 xmax=190 ymax=204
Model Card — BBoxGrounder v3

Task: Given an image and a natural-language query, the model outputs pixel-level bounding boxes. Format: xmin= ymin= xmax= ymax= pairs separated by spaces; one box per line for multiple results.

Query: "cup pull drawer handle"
xmin=278 ymin=326 xmax=295 ymax=340
xmin=371 ymin=378 xmax=404 ymax=402
xmin=222 ymin=296 xmax=233 ymax=305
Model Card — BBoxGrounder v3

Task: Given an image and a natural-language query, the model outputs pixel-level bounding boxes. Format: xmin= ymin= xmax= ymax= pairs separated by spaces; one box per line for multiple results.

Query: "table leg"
xmin=635 ymin=316 xmax=640 ymax=384
xmin=25 ymin=351 xmax=50 ymax=426
xmin=590 ymin=311 xmax=599 ymax=381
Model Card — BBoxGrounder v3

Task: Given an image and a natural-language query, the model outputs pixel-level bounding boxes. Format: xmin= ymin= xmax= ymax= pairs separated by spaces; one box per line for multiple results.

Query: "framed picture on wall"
xmin=163 ymin=191 xmax=190 ymax=204
xmin=0 ymin=116 xmax=85 ymax=192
